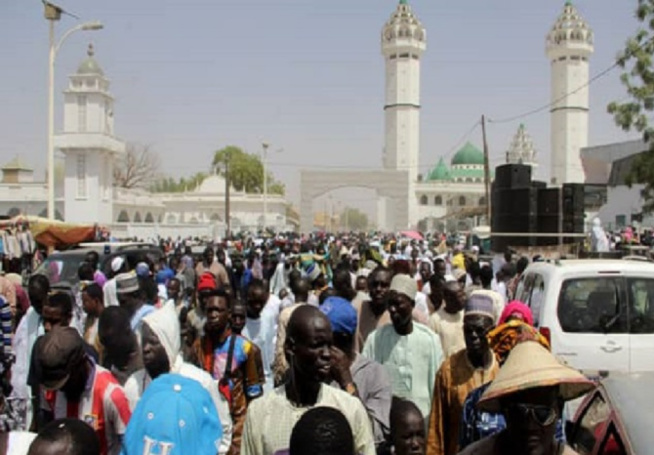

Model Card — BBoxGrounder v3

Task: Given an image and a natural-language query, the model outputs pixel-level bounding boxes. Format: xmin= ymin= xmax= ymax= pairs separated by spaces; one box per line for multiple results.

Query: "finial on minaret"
xmin=87 ymin=43 xmax=94 ymax=58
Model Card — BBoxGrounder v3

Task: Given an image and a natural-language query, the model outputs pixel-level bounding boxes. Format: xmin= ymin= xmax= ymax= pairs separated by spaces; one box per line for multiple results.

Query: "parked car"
xmin=515 ymin=259 xmax=654 ymax=375
xmin=33 ymin=243 xmax=164 ymax=287
xmin=566 ymin=372 xmax=654 ymax=454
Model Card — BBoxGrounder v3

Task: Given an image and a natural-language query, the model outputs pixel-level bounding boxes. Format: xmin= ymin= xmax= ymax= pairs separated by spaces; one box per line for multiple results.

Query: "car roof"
xmin=524 ymin=259 xmax=654 ymax=276
xmin=601 ymin=372 xmax=654 ymax=454
xmin=48 ymin=248 xmax=98 ymax=258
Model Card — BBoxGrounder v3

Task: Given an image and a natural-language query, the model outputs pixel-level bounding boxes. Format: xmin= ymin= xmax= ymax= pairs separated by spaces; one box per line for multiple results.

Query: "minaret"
xmin=55 ymin=44 xmax=125 ymax=224
xmin=546 ymin=1 xmax=594 ymax=185
xmin=506 ymin=124 xmax=538 ymax=169
xmin=381 ymin=0 xmax=426 ymax=184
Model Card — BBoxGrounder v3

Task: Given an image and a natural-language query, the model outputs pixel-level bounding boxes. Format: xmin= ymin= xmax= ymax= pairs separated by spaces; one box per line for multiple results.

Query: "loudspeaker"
xmin=532 ymin=180 xmax=547 ymax=190
xmin=494 ymin=164 xmax=532 ymax=190
xmin=538 ymin=188 xmax=559 ymax=216
xmin=494 ymin=187 xmax=538 ymax=217
xmin=562 ymin=183 xmax=584 ymax=214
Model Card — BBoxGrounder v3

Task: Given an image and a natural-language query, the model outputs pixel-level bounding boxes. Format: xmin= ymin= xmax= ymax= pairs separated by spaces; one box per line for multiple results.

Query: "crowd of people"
xmin=0 ymin=233 xmax=598 ymax=454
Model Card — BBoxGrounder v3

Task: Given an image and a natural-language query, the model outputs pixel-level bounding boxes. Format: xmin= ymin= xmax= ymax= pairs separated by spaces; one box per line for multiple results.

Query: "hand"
xmin=329 ymin=346 xmax=353 ymax=388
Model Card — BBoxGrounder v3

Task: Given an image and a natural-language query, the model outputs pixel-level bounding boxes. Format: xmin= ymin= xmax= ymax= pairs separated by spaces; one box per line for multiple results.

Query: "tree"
xmin=608 ymin=0 xmax=654 ymax=213
xmin=340 ymin=207 xmax=368 ymax=231
xmin=150 ymin=172 xmax=208 ymax=193
xmin=114 ymin=144 xmax=161 ymax=189
xmin=212 ymin=146 xmax=285 ymax=195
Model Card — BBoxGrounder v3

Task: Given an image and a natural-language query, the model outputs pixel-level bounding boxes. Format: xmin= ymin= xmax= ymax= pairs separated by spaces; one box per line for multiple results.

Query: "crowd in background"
xmin=0 ymin=232 xmax=597 ymax=454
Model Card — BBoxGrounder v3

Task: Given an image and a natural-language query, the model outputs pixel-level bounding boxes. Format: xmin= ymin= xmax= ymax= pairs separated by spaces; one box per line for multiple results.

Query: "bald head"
xmin=292 ymin=278 xmax=311 ymax=303
xmin=287 ymin=305 xmax=330 ymax=344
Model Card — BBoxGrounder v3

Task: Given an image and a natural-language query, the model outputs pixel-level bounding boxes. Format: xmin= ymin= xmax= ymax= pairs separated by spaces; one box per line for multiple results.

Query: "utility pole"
xmin=481 ymin=115 xmax=492 ymax=225
xmin=225 ymin=152 xmax=231 ymax=239
xmin=262 ymin=142 xmax=269 ymax=232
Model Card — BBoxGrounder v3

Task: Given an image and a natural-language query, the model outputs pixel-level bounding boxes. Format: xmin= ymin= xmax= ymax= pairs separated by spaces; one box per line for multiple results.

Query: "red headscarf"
xmin=499 ymin=300 xmax=534 ymax=326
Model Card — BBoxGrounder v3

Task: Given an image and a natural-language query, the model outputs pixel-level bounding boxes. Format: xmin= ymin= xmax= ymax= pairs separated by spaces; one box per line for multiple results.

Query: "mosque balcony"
xmin=54 ymin=133 xmax=126 ymax=155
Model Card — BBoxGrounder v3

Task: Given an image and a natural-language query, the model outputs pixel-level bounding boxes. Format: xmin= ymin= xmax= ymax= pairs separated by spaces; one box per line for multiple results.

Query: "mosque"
xmin=300 ymin=1 xmax=592 ymax=233
xmin=0 ymin=45 xmax=292 ymax=238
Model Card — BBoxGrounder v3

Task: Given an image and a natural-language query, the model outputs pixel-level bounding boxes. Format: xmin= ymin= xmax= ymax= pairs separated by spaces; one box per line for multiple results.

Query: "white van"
xmin=515 ymin=260 xmax=654 ymax=375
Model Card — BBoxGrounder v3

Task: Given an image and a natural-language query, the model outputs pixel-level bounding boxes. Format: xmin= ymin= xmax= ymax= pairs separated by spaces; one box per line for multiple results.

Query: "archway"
xmin=209 ymin=213 xmax=222 ymax=222
xmin=6 ymin=208 xmax=20 ymax=218
xmin=165 ymin=214 xmax=178 ymax=224
xmin=144 ymin=213 xmax=154 ymax=223
xmin=133 ymin=212 xmax=142 ymax=223
xmin=116 ymin=210 xmax=130 ymax=223
xmin=300 ymin=169 xmax=411 ymax=232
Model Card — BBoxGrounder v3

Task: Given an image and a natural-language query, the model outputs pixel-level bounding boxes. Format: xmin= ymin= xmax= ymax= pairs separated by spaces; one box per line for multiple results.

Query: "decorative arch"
xmin=117 ymin=210 xmax=130 ymax=223
xmin=157 ymin=214 xmax=163 ymax=223
xmin=165 ymin=214 xmax=177 ymax=224
xmin=419 ymin=195 xmax=428 ymax=206
xmin=209 ymin=213 xmax=222 ymax=222
xmin=189 ymin=217 xmax=199 ymax=224
xmin=144 ymin=213 xmax=154 ymax=223
xmin=133 ymin=212 xmax=142 ymax=223
xmin=434 ymin=196 xmax=442 ymax=206
xmin=479 ymin=196 xmax=487 ymax=206
xmin=458 ymin=196 xmax=466 ymax=207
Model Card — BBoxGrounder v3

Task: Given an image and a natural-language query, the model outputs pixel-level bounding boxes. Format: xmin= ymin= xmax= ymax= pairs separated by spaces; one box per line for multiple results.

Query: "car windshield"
xmin=33 ymin=253 xmax=87 ymax=286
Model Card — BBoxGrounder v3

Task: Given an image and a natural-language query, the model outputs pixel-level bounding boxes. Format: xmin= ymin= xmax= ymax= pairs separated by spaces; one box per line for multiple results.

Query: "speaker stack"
xmin=491 ymin=164 xmax=586 ymax=250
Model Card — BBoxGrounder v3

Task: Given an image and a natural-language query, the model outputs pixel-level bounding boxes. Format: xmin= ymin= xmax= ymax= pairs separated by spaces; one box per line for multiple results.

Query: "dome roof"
xmin=546 ymin=2 xmax=593 ymax=49
xmin=195 ymin=175 xmax=228 ymax=194
xmin=77 ymin=44 xmax=104 ymax=76
xmin=382 ymin=0 xmax=426 ymax=45
xmin=426 ymin=157 xmax=451 ymax=181
xmin=451 ymin=142 xmax=484 ymax=166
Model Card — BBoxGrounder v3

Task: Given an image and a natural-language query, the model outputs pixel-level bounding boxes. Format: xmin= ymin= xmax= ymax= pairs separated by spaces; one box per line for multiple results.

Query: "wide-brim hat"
xmin=478 ymin=341 xmax=594 ymax=413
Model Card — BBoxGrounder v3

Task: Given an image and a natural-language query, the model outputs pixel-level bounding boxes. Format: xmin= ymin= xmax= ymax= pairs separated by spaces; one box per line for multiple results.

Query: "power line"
xmin=488 ymin=36 xmax=654 ymax=125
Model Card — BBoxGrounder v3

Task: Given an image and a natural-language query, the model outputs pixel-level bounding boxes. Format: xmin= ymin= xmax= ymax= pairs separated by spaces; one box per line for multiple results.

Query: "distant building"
xmin=0 ymin=45 xmax=292 ymax=238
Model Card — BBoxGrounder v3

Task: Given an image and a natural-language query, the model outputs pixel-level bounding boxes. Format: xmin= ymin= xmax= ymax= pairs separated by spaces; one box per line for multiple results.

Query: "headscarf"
xmin=499 ymin=300 xmax=534 ymax=326
xmin=487 ymin=320 xmax=549 ymax=366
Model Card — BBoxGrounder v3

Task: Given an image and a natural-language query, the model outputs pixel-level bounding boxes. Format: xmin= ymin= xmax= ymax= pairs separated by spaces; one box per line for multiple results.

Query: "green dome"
xmin=451 ymin=142 xmax=484 ymax=166
xmin=427 ymin=157 xmax=451 ymax=181
xmin=77 ymin=44 xmax=104 ymax=76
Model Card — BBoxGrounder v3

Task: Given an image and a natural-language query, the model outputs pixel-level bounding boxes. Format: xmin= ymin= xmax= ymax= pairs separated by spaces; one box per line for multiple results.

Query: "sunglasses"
xmin=508 ymin=403 xmax=558 ymax=427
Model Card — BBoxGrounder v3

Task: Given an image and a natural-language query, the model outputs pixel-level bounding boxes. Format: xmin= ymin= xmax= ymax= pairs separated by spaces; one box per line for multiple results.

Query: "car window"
xmin=528 ymin=274 xmax=545 ymax=326
xmin=516 ymin=273 xmax=534 ymax=304
xmin=627 ymin=278 xmax=654 ymax=333
xmin=572 ymin=392 xmax=612 ymax=455
xmin=558 ymin=277 xmax=628 ymax=334
xmin=598 ymin=422 xmax=627 ymax=455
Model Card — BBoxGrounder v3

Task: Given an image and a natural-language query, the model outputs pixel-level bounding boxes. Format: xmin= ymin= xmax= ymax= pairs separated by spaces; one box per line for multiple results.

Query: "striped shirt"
xmin=42 ymin=361 xmax=131 ymax=455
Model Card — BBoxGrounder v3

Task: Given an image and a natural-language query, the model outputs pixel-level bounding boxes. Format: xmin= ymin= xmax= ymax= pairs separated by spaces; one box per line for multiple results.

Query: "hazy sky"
xmin=0 ymin=0 xmax=641 ymax=218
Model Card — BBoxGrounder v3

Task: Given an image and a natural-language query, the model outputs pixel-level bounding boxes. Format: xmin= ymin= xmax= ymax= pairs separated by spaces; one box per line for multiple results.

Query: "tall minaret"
xmin=546 ymin=1 xmax=594 ymax=185
xmin=55 ymin=44 xmax=125 ymax=224
xmin=381 ymin=0 xmax=426 ymax=184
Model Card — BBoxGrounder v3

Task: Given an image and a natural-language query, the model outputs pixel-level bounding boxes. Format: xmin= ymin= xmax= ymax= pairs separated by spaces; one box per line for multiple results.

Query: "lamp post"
xmin=45 ymin=3 xmax=102 ymax=220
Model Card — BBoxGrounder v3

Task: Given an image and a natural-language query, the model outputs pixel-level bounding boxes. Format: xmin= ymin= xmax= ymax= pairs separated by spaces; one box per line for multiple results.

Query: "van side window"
xmin=516 ymin=274 xmax=534 ymax=304
xmin=558 ymin=278 xmax=628 ymax=334
xmin=627 ymin=278 xmax=654 ymax=333
xmin=529 ymin=274 xmax=545 ymax=326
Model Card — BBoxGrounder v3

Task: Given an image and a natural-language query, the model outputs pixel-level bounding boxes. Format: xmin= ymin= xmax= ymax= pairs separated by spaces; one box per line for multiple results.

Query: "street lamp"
xmin=45 ymin=2 xmax=103 ymax=220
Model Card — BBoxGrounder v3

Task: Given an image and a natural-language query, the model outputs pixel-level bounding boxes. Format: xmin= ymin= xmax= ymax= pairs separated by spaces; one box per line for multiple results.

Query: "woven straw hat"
xmin=478 ymin=341 xmax=594 ymax=413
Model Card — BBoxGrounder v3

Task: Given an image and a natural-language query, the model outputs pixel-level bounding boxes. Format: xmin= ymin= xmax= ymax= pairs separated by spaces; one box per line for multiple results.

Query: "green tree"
xmin=150 ymin=172 xmax=208 ymax=193
xmin=608 ymin=0 xmax=654 ymax=213
xmin=340 ymin=207 xmax=368 ymax=231
xmin=212 ymin=146 xmax=284 ymax=195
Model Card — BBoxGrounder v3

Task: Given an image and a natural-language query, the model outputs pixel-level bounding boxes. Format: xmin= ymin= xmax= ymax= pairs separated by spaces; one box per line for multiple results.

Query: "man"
xmin=27 ymin=418 xmax=98 ymax=455
xmin=11 ymin=275 xmax=48 ymax=427
xmin=164 ymin=277 xmax=187 ymax=317
xmin=193 ymin=289 xmax=265 ymax=455
xmin=196 ymin=246 xmax=230 ymax=288
xmin=115 ymin=272 xmax=153 ymax=334
xmin=81 ymin=283 xmax=104 ymax=354
xmin=320 ymin=296 xmax=392 ymax=448
xmin=103 ymin=257 xmax=126 ymax=308
xmin=35 ymin=327 xmax=131 ymax=455
xmin=272 ymin=277 xmax=310 ymax=385
xmin=429 ymin=277 xmax=466 ymax=358
xmin=433 ymin=258 xmax=447 ymax=280
xmin=389 ymin=398 xmax=426 ymax=455
xmin=241 ymin=305 xmax=375 ymax=455
xmin=98 ymin=307 xmax=143 ymax=385
xmin=363 ymin=274 xmax=443 ymax=420
xmin=187 ymin=272 xmax=216 ymax=338
xmin=458 ymin=341 xmax=593 ymax=455
xmin=85 ymin=251 xmax=107 ymax=288
xmin=122 ymin=374 xmax=223 ymax=455
xmin=123 ymin=305 xmax=232 ymax=454
xmin=230 ymin=300 xmax=247 ymax=335
xmin=417 ymin=259 xmax=433 ymax=293
xmin=426 ymin=294 xmax=499 ymax=455
xmin=289 ymin=408 xmax=354 ymax=455
xmin=353 ymin=267 xmax=392 ymax=351
xmin=242 ymin=279 xmax=276 ymax=391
